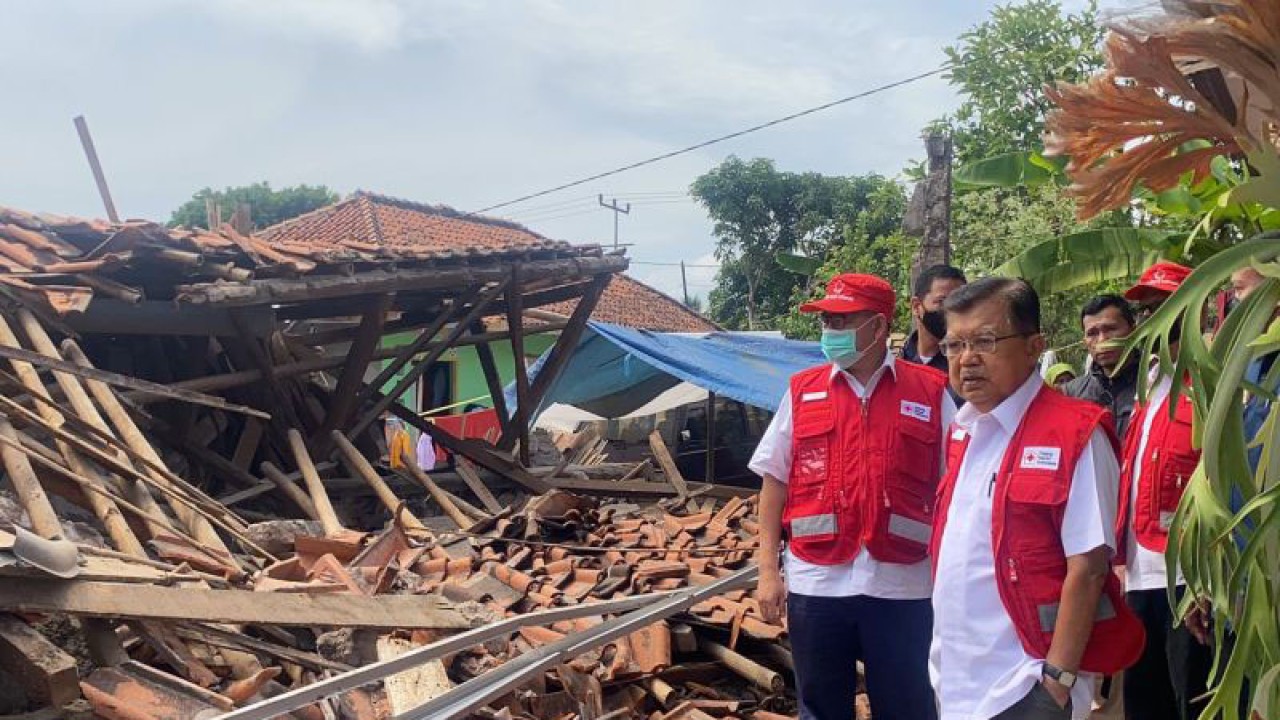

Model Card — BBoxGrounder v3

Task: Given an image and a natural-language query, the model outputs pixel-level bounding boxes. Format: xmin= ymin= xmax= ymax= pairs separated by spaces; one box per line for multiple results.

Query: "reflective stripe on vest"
xmin=1037 ymin=594 xmax=1117 ymax=632
xmin=790 ymin=513 xmax=837 ymax=539
xmin=888 ymin=514 xmax=932 ymax=544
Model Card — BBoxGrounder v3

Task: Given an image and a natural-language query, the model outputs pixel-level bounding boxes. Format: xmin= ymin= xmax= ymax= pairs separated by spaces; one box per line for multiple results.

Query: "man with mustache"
xmin=1062 ymin=295 xmax=1140 ymax=437
xmin=930 ymin=277 xmax=1143 ymax=720
xmin=1113 ymin=261 xmax=1214 ymax=720
xmin=750 ymin=273 xmax=955 ymax=720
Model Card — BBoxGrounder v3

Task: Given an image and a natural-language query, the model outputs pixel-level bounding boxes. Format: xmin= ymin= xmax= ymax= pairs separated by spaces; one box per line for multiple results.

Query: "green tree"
xmin=940 ymin=0 xmax=1104 ymax=164
xmin=693 ymin=157 xmax=905 ymax=331
xmin=169 ymin=182 xmax=338 ymax=230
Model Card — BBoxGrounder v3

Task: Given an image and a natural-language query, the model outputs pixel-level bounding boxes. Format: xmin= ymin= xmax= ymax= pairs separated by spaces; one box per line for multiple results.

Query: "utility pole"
xmin=598 ymin=194 xmax=631 ymax=249
xmin=680 ymin=261 xmax=690 ymax=305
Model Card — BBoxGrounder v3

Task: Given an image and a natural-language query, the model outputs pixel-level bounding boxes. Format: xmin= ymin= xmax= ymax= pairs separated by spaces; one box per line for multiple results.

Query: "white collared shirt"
xmin=748 ymin=354 xmax=957 ymax=599
xmin=929 ymin=372 xmax=1119 ymax=720
xmin=1124 ymin=374 xmax=1183 ymax=591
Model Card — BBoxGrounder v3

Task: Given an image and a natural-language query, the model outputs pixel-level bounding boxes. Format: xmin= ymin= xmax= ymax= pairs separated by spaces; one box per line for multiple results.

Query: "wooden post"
xmin=470 ymin=319 xmax=509 ymax=435
xmin=316 ymin=294 xmax=393 ymax=446
xmin=454 ymin=458 xmax=503 ymax=515
xmin=258 ymin=462 xmax=320 ymax=521
xmin=505 ymin=265 xmax=532 ymax=466
xmin=354 ymin=289 xmax=477 ymax=410
xmin=72 ymin=115 xmax=119 ymax=223
xmin=331 ymin=432 xmax=426 ymax=531
xmin=704 ymin=391 xmax=717 ymax=484
xmin=648 ymin=430 xmax=689 ymax=500
xmin=287 ymin=430 xmax=343 ymax=536
xmin=394 ymin=448 xmax=475 ymax=530
xmin=498 ymin=273 xmax=610 ymax=451
xmin=347 ymin=281 xmax=509 ymax=442
xmin=0 ymin=315 xmax=144 ymax=557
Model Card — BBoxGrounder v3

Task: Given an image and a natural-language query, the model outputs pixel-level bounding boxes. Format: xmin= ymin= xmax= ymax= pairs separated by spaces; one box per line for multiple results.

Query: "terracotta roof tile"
xmin=258 ymin=191 xmax=571 ymax=259
xmin=547 ymin=274 xmax=719 ymax=333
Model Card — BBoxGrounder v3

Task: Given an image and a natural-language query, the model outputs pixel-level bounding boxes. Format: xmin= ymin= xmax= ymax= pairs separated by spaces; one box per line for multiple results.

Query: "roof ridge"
xmin=618 ymin=273 xmax=722 ymax=332
xmin=352 ymin=190 xmax=550 ymax=239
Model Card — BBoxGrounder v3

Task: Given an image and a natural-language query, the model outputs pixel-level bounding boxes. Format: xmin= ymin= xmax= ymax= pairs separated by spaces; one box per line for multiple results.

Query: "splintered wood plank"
xmin=0 ymin=613 xmax=81 ymax=707
xmin=0 ymin=580 xmax=469 ymax=630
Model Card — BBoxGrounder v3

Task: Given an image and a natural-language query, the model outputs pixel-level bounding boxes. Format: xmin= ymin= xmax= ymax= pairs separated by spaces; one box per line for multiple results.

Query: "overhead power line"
xmin=470 ymin=64 xmax=949 ymax=216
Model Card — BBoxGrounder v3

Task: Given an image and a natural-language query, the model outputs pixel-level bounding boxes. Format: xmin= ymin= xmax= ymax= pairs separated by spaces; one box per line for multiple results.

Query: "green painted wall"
xmin=379 ymin=332 xmax=557 ymax=415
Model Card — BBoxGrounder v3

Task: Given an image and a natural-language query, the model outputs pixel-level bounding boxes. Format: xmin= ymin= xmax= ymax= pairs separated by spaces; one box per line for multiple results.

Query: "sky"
xmin=0 ymin=0 xmax=1127 ymax=302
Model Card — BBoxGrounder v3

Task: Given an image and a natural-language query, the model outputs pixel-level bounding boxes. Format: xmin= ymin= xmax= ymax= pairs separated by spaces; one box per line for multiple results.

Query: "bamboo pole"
xmin=330 ymin=432 xmax=426 ymax=531
xmin=395 ymin=448 xmax=475 ymax=529
xmin=287 ymin=430 xmax=342 ymax=535
xmin=259 ymin=462 xmax=320 ymax=521
xmin=62 ymin=339 xmax=234 ymax=555
xmin=7 ymin=316 xmax=176 ymax=540
xmin=697 ymin=637 xmax=783 ymax=694
xmin=0 ymin=314 xmax=145 ymax=557
xmin=0 ymin=417 xmax=63 ymax=539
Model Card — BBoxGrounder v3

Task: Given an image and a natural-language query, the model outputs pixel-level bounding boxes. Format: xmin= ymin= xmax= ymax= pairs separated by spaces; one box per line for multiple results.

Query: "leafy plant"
xmin=1039 ymin=1 xmax=1280 ymax=716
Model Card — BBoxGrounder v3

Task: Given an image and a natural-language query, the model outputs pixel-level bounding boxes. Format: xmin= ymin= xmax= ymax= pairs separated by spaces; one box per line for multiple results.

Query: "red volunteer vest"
xmin=930 ymin=386 xmax=1144 ymax=674
xmin=783 ymin=360 xmax=948 ymax=565
xmin=1116 ymin=386 xmax=1199 ymax=559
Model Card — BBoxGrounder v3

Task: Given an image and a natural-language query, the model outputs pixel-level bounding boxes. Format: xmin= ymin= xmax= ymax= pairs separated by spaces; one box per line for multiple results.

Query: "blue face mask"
xmin=820 ymin=318 xmax=875 ymax=369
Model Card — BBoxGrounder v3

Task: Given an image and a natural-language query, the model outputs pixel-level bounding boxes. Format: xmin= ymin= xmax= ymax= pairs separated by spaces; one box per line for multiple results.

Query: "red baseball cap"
xmin=799 ymin=273 xmax=896 ymax=317
xmin=1124 ymin=261 xmax=1192 ymax=301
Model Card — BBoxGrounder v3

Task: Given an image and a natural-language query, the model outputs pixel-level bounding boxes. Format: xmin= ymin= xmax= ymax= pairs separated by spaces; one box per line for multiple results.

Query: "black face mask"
xmin=920 ymin=309 xmax=947 ymax=340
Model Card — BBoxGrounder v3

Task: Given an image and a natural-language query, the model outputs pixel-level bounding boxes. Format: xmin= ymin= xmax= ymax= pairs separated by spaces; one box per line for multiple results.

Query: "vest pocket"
xmin=896 ymin=417 xmax=939 ymax=482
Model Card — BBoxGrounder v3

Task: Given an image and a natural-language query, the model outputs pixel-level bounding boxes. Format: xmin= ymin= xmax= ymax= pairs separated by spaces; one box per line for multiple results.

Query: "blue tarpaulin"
xmin=512 ymin=321 xmax=824 ymax=420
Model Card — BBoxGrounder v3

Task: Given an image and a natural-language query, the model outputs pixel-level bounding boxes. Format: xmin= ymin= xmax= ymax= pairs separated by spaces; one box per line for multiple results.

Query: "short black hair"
xmin=1080 ymin=294 xmax=1135 ymax=327
xmin=913 ymin=264 xmax=968 ymax=299
xmin=943 ymin=276 xmax=1041 ymax=335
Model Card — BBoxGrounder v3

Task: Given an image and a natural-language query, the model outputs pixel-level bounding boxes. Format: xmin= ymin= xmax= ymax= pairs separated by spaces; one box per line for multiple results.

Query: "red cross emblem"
xmin=1024 ymin=451 xmax=1037 ymax=464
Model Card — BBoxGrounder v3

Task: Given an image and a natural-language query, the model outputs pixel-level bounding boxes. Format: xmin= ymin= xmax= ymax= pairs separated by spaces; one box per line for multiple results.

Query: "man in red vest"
xmin=750 ymin=273 xmax=955 ymax=720
xmin=1116 ymin=261 xmax=1213 ymax=720
xmin=930 ymin=277 xmax=1143 ymax=720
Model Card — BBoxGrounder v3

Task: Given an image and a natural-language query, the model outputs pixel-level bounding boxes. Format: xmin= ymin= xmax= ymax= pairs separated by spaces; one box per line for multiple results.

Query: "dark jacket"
xmin=901 ymin=330 xmax=962 ymax=405
xmin=1061 ymin=359 xmax=1140 ymax=438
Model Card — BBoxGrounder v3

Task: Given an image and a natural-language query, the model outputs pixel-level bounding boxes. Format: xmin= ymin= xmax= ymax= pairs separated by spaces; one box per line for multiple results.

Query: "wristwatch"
xmin=1043 ymin=663 xmax=1078 ymax=689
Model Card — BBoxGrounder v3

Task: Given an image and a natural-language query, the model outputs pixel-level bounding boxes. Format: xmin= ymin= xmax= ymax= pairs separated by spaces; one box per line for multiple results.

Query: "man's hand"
xmin=757 ymin=570 xmax=787 ymax=623
xmin=1040 ymin=676 xmax=1071 ymax=709
xmin=1184 ymin=597 xmax=1212 ymax=646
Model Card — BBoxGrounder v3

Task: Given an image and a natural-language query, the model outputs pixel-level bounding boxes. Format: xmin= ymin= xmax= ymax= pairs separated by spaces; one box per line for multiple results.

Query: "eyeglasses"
xmin=938 ymin=332 xmax=1029 ymax=358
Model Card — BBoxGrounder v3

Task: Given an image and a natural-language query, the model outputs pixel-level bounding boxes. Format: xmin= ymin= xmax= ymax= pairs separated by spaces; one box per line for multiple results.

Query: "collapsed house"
xmin=0 ymin=196 xmax=802 ymax=720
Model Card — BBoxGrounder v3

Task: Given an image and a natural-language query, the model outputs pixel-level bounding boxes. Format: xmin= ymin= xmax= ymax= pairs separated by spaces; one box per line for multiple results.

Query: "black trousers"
xmin=787 ymin=593 xmax=936 ymax=720
xmin=1123 ymin=588 xmax=1213 ymax=720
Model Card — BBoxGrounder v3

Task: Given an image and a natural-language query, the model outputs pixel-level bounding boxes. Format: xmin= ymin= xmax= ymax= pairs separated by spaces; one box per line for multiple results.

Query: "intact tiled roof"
xmin=549 ymin=274 xmax=719 ymax=333
xmin=257 ymin=191 xmax=571 ymax=260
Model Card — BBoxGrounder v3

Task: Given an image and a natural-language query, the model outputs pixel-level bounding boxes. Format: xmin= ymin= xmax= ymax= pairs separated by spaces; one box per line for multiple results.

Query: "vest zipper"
xmin=1007 ymin=557 xmax=1019 ymax=583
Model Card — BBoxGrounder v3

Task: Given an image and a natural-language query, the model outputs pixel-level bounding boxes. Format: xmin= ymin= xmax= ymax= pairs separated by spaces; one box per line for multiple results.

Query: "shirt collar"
xmin=953 ymin=369 xmax=1044 ymax=435
xmin=828 ymin=351 xmax=896 ymax=383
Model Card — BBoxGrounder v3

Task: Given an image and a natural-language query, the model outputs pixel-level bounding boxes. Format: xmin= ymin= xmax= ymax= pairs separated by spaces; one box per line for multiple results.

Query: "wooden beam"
xmin=331 ymin=432 xmax=427 ymax=531
xmin=499 ymin=273 xmax=610 ymax=451
xmin=0 ymin=418 xmax=63 ymax=539
xmin=505 ymin=265 xmax=532 ymax=466
xmin=355 ymin=289 xmax=476 ymax=412
xmin=454 ymin=458 xmax=503 ymax=515
xmin=0 ymin=613 xmax=80 ymax=707
xmin=648 ymin=430 xmax=690 ymax=499
xmin=258 ymin=461 xmax=320 ymax=521
xmin=378 ymin=396 xmax=551 ymax=495
xmin=347 ymin=280 xmax=509 ymax=442
xmin=228 ymin=309 xmax=301 ymax=431
xmin=470 ymin=319 xmax=509 ymax=433
xmin=176 ymin=255 xmax=627 ymax=307
xmin=393 ymin=448 xmax=474 ymax=529
xmin=131 ymin=322 xmax=567 ymax=399
xmin=545 ymin=477 xmax=754 ymax=500
xmin=0 ymin=341 xmax=269 ymax=420
xmin=287 ymin=430 xmax=343 ymax=536
xmin=315 ymin=293 xmax=393 ymax=445
xmin=704 ymin=391 xmax=717 ymax=485
xmin=64 ymin=300 xmax=274 ymax=337
xmin=0 ymin=579 xmax=469 ymax=629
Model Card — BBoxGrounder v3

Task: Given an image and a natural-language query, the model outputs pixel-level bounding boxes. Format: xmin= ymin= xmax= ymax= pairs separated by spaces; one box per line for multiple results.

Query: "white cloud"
xmin=195 ymin=0 xmax=412 ymax=52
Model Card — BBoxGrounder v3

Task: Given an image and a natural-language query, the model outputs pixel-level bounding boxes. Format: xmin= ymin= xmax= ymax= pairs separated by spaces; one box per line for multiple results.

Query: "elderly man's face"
xmin=944 ymin=296 xmax=1045 ymax=413
xmin=1232 ymin=267 xmax=1265 ymax=303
